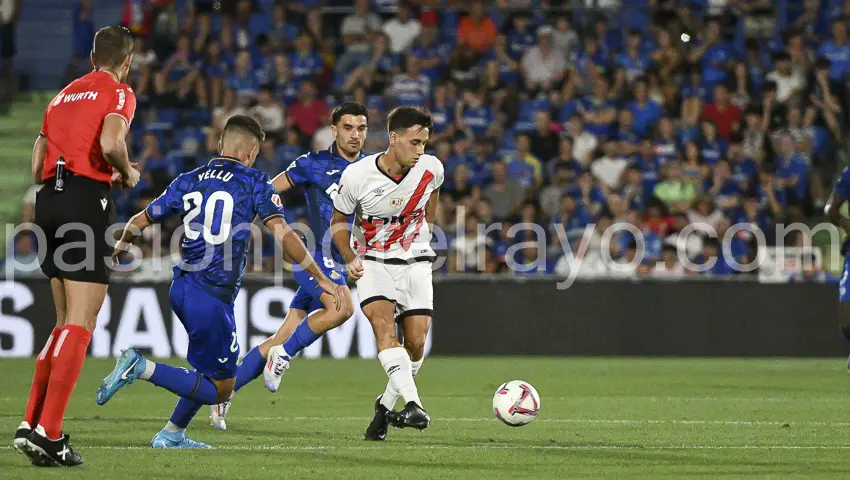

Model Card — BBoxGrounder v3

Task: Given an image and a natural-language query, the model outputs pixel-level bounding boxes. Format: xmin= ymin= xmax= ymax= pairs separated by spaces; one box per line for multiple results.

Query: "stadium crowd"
xmin=9 ymin=0 xmax=850 ymax=282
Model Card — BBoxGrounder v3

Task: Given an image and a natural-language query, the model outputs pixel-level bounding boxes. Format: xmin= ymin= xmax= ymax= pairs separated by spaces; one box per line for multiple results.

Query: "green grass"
xmin=2 ymin=357 xmax=850 ymax=479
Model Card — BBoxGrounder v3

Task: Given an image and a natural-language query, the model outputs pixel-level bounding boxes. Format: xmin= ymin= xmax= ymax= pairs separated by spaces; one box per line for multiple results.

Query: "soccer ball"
xmin=492 ymin=380 xmax=540 ymax=426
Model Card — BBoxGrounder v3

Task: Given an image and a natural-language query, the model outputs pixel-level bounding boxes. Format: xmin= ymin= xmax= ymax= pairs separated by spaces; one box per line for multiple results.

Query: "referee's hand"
xmin=111 ymin=163 xmax=141 ymax=188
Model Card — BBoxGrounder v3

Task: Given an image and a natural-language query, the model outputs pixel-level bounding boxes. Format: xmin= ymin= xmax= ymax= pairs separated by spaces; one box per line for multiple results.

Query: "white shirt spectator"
xmin=652 ymin=261 xmax=687 ymax=278
xmin=591 ymin=156 xmax=628 ymax=188
xmin=766 ymin=70 xmax=804 ymax=103
xmin=572 ymin=131 xmax=598 ymax=164
xmin=341 ymin=12 xmax=382 ymax=37
xmin=554 ymin=251 xmax=610 ymax=278
xmin=390 ymin=74 xmax=431 ymax=106
xmin=521 ymin=46 xmax=567 ymax=88
xmin=383 ymin=17 xmax=422 ymax=54
xmin=250 ymin=103 xmax=285 ymax=134
xmin=452 ymin=234 xmax=491 ymax=272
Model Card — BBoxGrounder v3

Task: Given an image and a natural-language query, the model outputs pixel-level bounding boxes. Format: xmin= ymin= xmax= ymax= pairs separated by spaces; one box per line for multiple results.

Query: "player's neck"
xmin=98 ymin=67 xmax=121 ymax=83
xmin=215 ymin=153 xmax=245 ymax=165
xmin=379 ymin=151 xmax=408 ymax=177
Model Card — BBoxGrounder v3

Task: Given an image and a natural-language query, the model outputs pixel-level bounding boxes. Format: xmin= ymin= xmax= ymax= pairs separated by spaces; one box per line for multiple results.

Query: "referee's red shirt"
xmin=41 ymin=70 xmax=137 ymax=184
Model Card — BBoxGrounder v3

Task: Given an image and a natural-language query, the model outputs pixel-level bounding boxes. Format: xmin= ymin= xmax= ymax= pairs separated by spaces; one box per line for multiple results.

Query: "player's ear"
xmin=217 ymin=139 xmax=223 ymax=154
xmin=389 ymin=131 xmax=396 ymax=146
xmin=90 ymin=51 xmax=96 ymax=70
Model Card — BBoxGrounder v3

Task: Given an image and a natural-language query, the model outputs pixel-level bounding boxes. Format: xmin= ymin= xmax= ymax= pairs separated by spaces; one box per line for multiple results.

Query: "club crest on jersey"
xmin=271 ymin=193 xmax=282 ymax=207
xmin=390 ymin=197 xmax=405 ymax=209
xmin=330 ymin=270 xmax=341 ymax=280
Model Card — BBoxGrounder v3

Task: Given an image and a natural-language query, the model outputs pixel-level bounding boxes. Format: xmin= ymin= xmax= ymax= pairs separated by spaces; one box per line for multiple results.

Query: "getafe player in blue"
xmin=209 ymin=102 xmax=367 ymax=430
xmin=95 ymin=115 xmax=348 ymax=448
xmin=826 ymin=166 xmax=850 ymax=364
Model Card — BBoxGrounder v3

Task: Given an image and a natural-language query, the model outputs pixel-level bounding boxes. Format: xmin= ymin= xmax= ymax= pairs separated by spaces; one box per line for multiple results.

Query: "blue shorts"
xmin=169 ymin=275 xmax=239 ymax=380
xmin=841 ymin=256 xmax=850 ymax=302
xmin=290 ymin=252 xmax=347 ymax=313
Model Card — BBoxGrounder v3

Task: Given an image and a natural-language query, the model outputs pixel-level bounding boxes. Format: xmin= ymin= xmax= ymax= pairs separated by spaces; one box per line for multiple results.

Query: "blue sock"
xmin=147 ymin=364 xmax=219 ymax=404
xmin=283 ymin=320 xmax=321 ymax=357
xmin=169 ymin=397 xmax=203 ymax=429
xmin=234 ymin=347 xmax=265 ymax=392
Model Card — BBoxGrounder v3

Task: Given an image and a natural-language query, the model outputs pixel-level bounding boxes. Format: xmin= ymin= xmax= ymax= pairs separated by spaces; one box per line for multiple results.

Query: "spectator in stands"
xmin=504 ymin=134 xmax=542 ymax=189
xmin=391 ymin=56 xmax=431 ymax=107
xmin=154 ymin=34 xmax=201 ymax=107
xmin=448 ymin=213 xmax=491 ymax=273
xmin=250 ymin=86 xmax=285 ymax=141
xmin=806 ymin=57 xmax=843 ymax=139
xmin=529 ymin=111 xmax=559 ymax=162
xmin=521 ymin=26 xmax=566 ymax=94
xmin=484 ymin=161 xmax=525 ymax=220
xmin=540 ymin=163 xmax=573 ymax=219
xmin=62 ymin=0 xmax=95 ymax=86
xmin=629 ymin=77 xmax=662 ymax=138
xmin=290 ymin=33 xmax=323 ymax=83
xmin=767 ymin=52 xmax=805 ymax=105
xmin=652 ymin=244 xmax=686 ymax=278
xmin=269 ymin=2 xmax=299 ymax=52
xmin=654 ymin=161 xmax=697 ymax=213
xmin=570 ymin=170 xmax=606 ymax=216
xmin=228 ymin=50 xmax=261 ymax=106
xmin=584 ymin=76 xmax=617 ymax=139
xmin=3 ymin=233 xmax=41 ymax=278
xmin=383 ymin=2 xmax=421 ymax=54
xmin=566 ymin=115 xmax=597 ymax=165
xmin=775 ymin=134 xmax=810 ymax=207
xmin=129 ymin=35 xmax=157 ymax=104
xmin=688 ymin=18 xmax=736 ymax=90
xmin=457 ymin=0 xmax=498 ymax=54
xmin=457 ymin=90 xmax=493 ymax=138
xmin=591 ymin=139 xmax=629 ymax=189
xmin=553 ymin=15 xmax=579 ymax=61
xmin=287 ymin=80 xmax=329 ymax=149
xmin=817 ymin=17 xmax=850 ymax=82
xmin=615 ymin=29 xmax=650 ymax=86
xmin=702 ymin=83 xmax=742 ymax=140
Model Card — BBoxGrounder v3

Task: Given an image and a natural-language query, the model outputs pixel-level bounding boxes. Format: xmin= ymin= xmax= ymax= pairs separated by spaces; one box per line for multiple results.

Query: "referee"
xmin=14 ymin=26 xmax=140 ymax=467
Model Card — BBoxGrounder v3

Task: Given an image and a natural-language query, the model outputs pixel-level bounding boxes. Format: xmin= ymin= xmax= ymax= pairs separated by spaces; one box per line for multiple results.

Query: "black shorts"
xmin=35 ymin=174 xmax=115 ymax=284
xmin=0 ymin=22 xmax=15 ymax=59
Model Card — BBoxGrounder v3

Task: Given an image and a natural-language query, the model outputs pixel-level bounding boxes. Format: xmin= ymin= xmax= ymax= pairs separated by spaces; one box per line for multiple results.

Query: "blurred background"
xmin=0 ymin=0 xmax=847 ymax=284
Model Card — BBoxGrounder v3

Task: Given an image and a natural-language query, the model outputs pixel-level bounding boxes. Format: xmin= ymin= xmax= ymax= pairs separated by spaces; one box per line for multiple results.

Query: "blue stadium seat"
xmin=147 ymin=109 xmax=181 ymax=131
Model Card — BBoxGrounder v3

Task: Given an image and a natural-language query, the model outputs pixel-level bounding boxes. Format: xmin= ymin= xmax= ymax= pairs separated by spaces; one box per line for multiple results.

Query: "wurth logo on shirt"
xmin=56 ymin=91 xmax=99 ymax=105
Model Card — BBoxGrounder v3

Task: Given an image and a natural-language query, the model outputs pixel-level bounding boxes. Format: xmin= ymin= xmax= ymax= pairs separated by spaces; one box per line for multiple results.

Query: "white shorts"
xmin=357 ymin=259 xmax=434 ymax=320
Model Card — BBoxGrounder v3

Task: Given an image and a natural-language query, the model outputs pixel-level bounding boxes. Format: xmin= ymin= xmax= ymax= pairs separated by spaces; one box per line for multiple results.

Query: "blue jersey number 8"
xmin=182 ymin=190 xmax=234 ymax=245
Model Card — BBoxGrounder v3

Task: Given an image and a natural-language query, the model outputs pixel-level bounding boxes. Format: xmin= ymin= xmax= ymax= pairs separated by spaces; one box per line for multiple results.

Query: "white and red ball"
xmin=492 ymin=380 xmax=541 ymax=426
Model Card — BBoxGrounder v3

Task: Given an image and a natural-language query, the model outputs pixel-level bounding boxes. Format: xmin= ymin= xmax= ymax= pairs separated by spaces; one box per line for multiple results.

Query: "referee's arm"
xmin=31 ymin=134 xmax=47 ymax=184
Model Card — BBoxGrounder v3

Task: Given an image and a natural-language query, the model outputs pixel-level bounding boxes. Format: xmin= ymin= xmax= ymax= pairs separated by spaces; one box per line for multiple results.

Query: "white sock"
xmin=140 ymin=359 xmax=156 ymax=380
xmin=163 ymin=421 xmax=184 ymax=433
xmin=411 ymin=358 xmax=424 ymax=377
xmin=380 ymin=357 xmax=424 ymax=410
xmin=377 ymin=347 xmax=421 ymax=408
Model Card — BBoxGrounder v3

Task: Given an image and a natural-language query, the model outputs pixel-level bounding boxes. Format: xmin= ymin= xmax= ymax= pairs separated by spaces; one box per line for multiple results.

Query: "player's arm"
xmin=825 ymin=191 xmax=850 ymax=234
xmin=112 ymin=208 xmax=154 ymax=261
xmin=31 ymin=134 xmax=48 ymax=184
xmin=271 ymin=171 xmax=294 ymax=192
xmin=425 ymin=187 xmax=440 ymax=226
xmin=265 ymin=216 xmax=346 ymax=311
xmin=101 ymin=115 xmax=140 ymax=187
xmin=331 ymin=208 xmax=364 ymax=280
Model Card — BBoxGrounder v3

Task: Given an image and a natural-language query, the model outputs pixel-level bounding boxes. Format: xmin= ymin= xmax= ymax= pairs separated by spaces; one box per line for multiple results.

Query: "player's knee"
xmin=334 ymin=303 xmax=355 ymax=323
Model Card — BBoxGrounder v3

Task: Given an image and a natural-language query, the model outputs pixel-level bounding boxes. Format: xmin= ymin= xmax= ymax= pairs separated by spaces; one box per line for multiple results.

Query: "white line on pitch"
xmin=58 ymin=416 xmax=850 ymax=427
xmin=2 ymin=444 xmax=849 ymax=451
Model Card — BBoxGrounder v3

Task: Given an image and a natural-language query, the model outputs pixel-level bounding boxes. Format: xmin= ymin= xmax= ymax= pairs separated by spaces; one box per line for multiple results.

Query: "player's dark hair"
xmin=223 ymin=114 xmax=265 ymax=144
xmin=92 ymin=26 xmax=134 ymax=69
xmin=331 ymin=102 xmax=369 ymax=125
xmin=387 ymin=106 xmax=433 ymax=134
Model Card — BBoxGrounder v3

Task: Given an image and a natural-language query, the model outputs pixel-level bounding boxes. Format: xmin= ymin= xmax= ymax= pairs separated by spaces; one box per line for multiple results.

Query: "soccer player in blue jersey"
xmin=209 ymin=102 xmax=369 ymax=429
xmin=826 ymin=167 xmax=850 ymax=365
xmin=94 ymin=115 xmax=348 ymax=448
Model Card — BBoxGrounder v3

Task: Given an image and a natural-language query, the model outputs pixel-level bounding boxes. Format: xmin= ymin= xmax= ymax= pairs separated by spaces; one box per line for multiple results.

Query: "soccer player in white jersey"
xmin=331 ymin=106 xmax=443 ymax=439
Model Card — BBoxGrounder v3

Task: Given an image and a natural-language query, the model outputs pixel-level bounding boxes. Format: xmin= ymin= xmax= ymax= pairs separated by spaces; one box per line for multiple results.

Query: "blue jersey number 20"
xmin=182 ymin=190 xmax=234 ymax=245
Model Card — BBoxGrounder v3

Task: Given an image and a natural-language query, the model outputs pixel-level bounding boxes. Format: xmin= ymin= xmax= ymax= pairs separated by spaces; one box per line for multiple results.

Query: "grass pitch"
xmin=1 ymin=357 xmax=849 ymax=479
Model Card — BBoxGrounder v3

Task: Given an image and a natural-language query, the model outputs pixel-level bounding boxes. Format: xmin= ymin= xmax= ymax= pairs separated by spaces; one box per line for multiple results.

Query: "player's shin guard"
xmin=39 ymin=325 xmax=92 ymax=440
xmin=23 ymin=328 xmax=61 ymax=427
xmin=234 ymin=347 xmax=265 ymax=392
xmin=378 ymin=347 xmax=422 ymax=408
xmin=380 ymin=358 xmax=424 ymax=411
xmin=147 ymin=365 xmax=219 ymax=405
xmin=168 ymin=397 xmax=203 ymax=430
xmin=282 ymin=320 xmax=321 ymax=358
